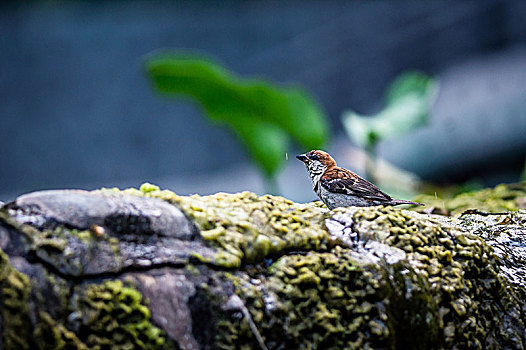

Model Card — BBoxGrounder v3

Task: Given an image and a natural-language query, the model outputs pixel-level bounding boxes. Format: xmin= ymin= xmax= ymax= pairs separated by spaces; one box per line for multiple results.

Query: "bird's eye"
xmin=310 ymin=154 xmax=319 ymax=161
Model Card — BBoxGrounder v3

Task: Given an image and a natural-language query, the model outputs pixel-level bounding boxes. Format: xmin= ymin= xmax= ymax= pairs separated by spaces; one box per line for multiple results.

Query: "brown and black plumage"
xmin=297 ymin=150 xmax=423 ymax=209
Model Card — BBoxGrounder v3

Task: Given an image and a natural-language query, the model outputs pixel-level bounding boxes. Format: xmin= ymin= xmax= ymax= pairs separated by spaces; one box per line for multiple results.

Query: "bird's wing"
xmin=320 ymin=168 xmax=392 ymax=201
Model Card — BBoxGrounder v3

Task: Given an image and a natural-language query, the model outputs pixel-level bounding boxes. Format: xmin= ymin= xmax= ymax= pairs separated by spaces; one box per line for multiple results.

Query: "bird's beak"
xmin=296 ymin=154 xmax=308 ymax=162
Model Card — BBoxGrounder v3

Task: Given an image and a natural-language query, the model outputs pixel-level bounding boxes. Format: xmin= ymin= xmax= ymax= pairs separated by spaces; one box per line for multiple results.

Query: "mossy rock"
xmin=414 ymin=182 xmax=526 ymax=215
xmin=0 ymin=183 xmax=524 ymax=349
xmin=0 ymin=249 xmax=32 ymax=350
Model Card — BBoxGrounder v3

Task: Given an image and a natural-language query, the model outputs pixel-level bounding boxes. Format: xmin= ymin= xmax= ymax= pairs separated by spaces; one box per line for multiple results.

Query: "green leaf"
xmin=385 ymin=72 xmax=436 ymax=104
xmin=283 ymin=88 xmax=328 ymax=149
xmin=145 ymin=51 xmax=330 ymax=177
xmin=230 ymin=118 xmax=288 ymax=177
xmin=342 ymin=71 xmax=438 ymax=148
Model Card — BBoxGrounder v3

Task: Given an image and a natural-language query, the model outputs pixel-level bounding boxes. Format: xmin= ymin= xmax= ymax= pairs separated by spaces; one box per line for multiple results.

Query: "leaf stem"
xmin=263 ymin=175 xmax=280 ymax=195
xmin=365 ymin=143 xmax=377 ymax=183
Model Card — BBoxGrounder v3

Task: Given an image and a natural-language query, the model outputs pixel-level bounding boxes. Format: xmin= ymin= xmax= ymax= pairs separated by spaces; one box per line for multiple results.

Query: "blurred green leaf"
xmin=145 ymin=52 xmax=329 ymax=177
xmin=342 ymin=71 xmax=438 ymax=148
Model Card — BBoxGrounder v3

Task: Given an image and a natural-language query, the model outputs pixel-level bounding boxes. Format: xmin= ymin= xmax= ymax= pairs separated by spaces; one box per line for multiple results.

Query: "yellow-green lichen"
xmin=114 ymin=183 xmax=334 ymax=268
xmin=93 ymin=183 xmax=525 ymax=349
xmin=221 ymin=247 xmax=393 ymax=349
xmin=342 ymin=206 xmax=522 ymax=348
xmin=0 ymin=248 xmax=32 ymax=350
xmin=0 ymin=209 xmax=44 ymax=247
xmin=32 ymin=279 xmax=171 ymax=349
xmin=217 ymin=206 xmax=524 ymax=349
xmin=34 ymin=311 xmax=88 ymax=350
xmin=415 ymin=182 xmax=526 ymax=215
xmin=33 ymin=226 xmax=121 ymax=275
xmin=74 ymin=279 xmax=170 ymax=350
xmin=37 ymin=226 xmax=117 ymax=248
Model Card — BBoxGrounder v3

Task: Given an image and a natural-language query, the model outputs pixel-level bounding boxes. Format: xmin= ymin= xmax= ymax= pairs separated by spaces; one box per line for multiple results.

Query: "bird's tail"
xmin=390 ymin=199 xmax=424 ymax=206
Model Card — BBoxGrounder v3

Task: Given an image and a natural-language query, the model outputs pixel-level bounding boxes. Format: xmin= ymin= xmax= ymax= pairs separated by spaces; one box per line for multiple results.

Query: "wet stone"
xmin=5 ymin=190 xmax=195 ymax=239
xmin=0 ymin=184 xmax=525 ymax=350
xmin=455 ymin=211 xmax=526 ymax=292
xmin=1 ymin=190 xmax=217 ymax=276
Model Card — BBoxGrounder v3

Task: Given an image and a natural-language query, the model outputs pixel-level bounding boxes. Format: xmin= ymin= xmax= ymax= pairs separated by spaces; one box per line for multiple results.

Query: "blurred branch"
xmin=342 ymin=71 xmax=439 ymax=183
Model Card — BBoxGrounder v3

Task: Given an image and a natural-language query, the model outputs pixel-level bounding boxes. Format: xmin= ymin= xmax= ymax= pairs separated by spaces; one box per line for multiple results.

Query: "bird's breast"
xmin=313 ymin=181 xmax=320 ymax=195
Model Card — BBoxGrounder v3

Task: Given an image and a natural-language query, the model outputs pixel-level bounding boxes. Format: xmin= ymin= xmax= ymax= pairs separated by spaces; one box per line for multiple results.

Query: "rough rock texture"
xmin=415 ymin=182 xmax=526 ymax=216
xmin=454 ymin=211 xmax=526 ymax=297
xmin=4 ymin=189 xmax=212 ymax=276
xmin=0 ymin=183 xmax=525 ymax=349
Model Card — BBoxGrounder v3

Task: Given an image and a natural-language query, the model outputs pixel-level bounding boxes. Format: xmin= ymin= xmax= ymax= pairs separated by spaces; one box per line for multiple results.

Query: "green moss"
xmin=455 ymin=211 xmax=526 ymax=298
xmin=0 ymin=209 xmax=44 ymax=246
xmin=39 ymin=226 xmax=112 ymax=246
xmin=0 ymin=248 xmax=32 ymax=350
xmin=343 ymin=206 xmax=522 ymax=348
xmin=221 ymin=247 xmax=393 ymax=349
xmin=33 ymin=227 xmax=68 ymax=252
xmin=115 ymin=184 xmax=334 ymax=268
xmin=217 ymin=206 xmax=524 ymax=349
xmin=74 ymin=279 xmax=170 ymax=350
xmin=30 ymin=274 xmax=171 ymax=350
xmin=96 ymin=183 xmax=524 ymax=348
xmin=32 ymin=226 xmax=121 ymax=276
xmin=34 ymin=312 xmax=88 ymax=350
xmin=415 ymin=182 xmax=526 ymax=215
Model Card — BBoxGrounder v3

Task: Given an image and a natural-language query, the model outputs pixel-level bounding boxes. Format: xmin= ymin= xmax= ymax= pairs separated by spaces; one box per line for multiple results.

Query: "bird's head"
xmin=296 ymin=150 xmax=336 ymax=177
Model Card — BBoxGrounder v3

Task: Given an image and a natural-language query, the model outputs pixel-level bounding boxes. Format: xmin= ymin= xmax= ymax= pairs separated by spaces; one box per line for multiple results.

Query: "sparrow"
xmin=296 ymin=150 xmax=424 ymax=209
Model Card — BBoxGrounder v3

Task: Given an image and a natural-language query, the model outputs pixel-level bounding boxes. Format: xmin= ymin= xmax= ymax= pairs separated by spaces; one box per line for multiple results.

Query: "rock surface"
xmin=0 ymin=183 xmax=525 ymax=349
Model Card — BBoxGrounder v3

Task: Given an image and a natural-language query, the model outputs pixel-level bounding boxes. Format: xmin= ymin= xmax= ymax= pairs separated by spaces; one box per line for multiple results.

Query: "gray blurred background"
xmin=1 ymin=0 xmax=526 ymax=202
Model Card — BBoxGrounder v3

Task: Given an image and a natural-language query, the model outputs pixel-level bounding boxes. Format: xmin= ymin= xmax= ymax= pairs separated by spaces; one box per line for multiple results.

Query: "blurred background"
xmin=1 ymin=0 xmax=526 ymax=203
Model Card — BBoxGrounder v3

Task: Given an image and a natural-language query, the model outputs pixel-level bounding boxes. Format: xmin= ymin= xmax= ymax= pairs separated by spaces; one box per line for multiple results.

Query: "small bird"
xmin=296 ymin=150 xmax=424 ymax=209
